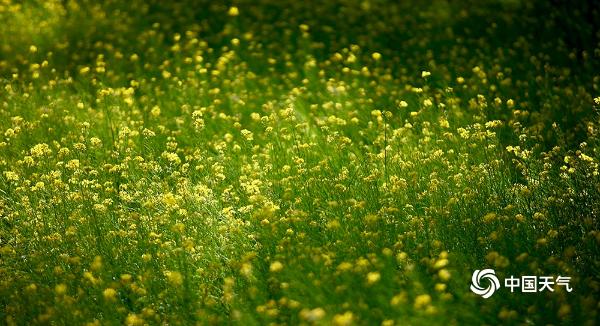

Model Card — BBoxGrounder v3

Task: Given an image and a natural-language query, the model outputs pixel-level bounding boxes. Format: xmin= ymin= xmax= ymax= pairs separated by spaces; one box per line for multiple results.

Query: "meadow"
xmin=0 ymin=0 xmax=599 ymax=325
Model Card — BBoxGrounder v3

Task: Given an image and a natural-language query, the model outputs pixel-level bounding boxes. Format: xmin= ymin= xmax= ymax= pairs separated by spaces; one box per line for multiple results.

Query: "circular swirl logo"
xmin=470 ymin=269 xmax=500 ymax=298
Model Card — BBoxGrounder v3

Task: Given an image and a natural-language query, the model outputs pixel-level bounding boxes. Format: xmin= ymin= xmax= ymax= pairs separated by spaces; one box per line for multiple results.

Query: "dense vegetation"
xmin=0 ymin=0 xmax=599 ymax=324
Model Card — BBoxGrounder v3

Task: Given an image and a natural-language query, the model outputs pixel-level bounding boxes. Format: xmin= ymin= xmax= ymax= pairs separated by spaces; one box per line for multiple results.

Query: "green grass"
xmin=0 ymin=0 xmax=599 ymax=325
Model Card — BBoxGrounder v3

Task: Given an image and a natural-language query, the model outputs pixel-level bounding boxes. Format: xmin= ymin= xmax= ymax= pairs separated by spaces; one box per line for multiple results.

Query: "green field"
xmin=1 ymin=0 xmax=599 ymax=325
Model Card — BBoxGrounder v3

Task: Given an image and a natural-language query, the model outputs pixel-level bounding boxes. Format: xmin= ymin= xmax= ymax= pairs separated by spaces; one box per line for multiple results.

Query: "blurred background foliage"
xmin=1 ymin=0 xmax=598 ymax=149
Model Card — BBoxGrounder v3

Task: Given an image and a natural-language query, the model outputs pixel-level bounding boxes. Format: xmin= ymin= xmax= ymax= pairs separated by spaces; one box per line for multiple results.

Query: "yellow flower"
xmin=396 ymin=252 xmax=408 ymax=262
xmin=337 ymin=262 xmax=353 ymax=272
xmin=103 ymin=288 xmax=118 ymax=301
xmin=241 ymin=129 xmax=254 ymax=141
xmin=433 ymin=258 xmax=448 ymax=270
xmin=227 ymin=6 xmax=239 ymax=16
xmin=580 ymin=153 xmax=593 ymax=162
xmin=162 ymin=192 xmax=178 ymax=208
xmin=240 ymin=262 xmax=252 ymax=277
xmin=414 ymin=294 xmax=432 ymax=309
xmin=269 ymin=261 xmax=283 ymax=273
xmin=332 ymin=311 xmax=354 ymax=326
xmin=439 ymin=118 xmax=450 ymax=128
xmin=55 ymin=284 xmax=67 ymax=295
xmin=150 ymin=105 xmax=161 ymax=117
xmin=25 ymin=283 xmax=37 ymax=293
xmin=30 ymin=143 xmax=51 ymax=157
xmin=482 ymin=212 xmax=496 ymax=223
xmin=91 ymin=256 xmax=103 ymax=271
xmin=3 ymin=171 xmax=18 ymax=181
xmin=372 ymin=52 xmax=382 ymax=61
xmin=171 ymin=222 xmax=185 ymax=233
xmin=32 ymin=181 xmax=45 ymax=191
xmin=90 ymin=137 xmax=102 ymax=147
xmin=366 ymin=272 xmax=381 ymax=285
xmin=142 ymin=253 xmax=152 ymax=262
xmin=66 ymin=159 xmax=80 ymax=170
xmin=434 ymin=283 xmax=447 ymax=292
xmin=300 ymin=308 xmax=326 ymax=322
xmin=164 ymin=271 xmax=183 ymax=286
xmin=125 ymin=313 xmax=145 ymax=326
xmin=438 ymin=269 xmax=451 ymax=281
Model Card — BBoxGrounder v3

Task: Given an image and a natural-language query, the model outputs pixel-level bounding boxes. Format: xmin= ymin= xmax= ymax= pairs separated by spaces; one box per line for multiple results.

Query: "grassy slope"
xmin=0 ymin=0 xmax=599 ymax=325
